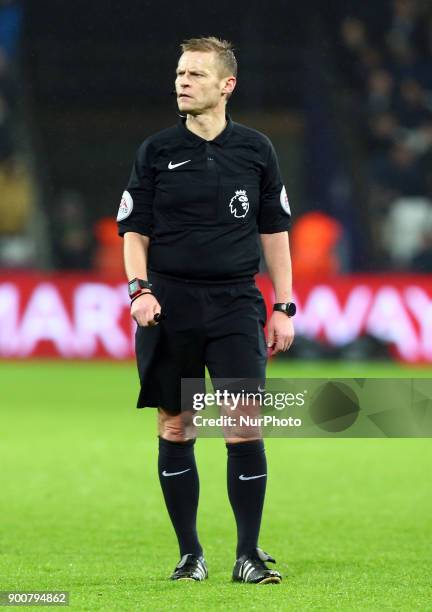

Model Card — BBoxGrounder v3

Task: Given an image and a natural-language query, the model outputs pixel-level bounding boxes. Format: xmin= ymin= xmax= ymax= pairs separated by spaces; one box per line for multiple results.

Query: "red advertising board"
xmin=1 ymin=272 xmax=432 ymax=361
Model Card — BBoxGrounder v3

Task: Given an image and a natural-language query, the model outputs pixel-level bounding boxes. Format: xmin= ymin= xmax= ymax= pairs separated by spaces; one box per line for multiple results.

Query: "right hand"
xmin=131 ymin=292 xmax=162 ymax=327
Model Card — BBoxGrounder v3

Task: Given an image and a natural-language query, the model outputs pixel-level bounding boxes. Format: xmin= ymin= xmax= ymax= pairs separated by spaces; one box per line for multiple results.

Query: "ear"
xmin=222 ymin=76 xmax=237 ymax=96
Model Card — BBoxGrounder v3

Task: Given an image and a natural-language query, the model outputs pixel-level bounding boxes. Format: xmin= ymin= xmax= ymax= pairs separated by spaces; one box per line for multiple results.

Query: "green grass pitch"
xmin=1 ymin=360 xmax=432 ymax=611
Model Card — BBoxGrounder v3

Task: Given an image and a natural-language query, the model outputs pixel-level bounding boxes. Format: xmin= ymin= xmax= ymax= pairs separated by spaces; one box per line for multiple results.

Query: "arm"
xmin=260 ymin=231 xmax=295 ymax=354
xmin=123 ymin=232 xmax=161 ymax=327
xmin=118 ymin=139 xmax=159 ymax=326
xmin=257 ymin=138 xmax=293 ymax=354
xmin=260 ymin=231 xmax=292 ymax=302
xmin=124 ymin=231 xmax=150 ymax=281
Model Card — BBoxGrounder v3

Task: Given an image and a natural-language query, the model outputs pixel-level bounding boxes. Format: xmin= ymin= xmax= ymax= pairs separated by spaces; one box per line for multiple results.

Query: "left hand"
xmin=266 ymin=312 xmax=295 ymax=355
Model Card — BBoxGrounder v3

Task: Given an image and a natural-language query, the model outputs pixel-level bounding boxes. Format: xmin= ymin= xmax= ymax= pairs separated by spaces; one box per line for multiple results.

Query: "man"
xmin=117 ymin=36 xmax=295 ymax=584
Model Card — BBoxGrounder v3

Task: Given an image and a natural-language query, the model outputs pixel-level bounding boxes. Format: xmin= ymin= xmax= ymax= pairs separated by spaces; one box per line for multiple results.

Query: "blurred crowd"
xmin=0 ymin=0 xmax=123 ymax=273
xmin=338 ymin=0 xmax=432 ymax=271
xmin=1 ymin=0 xmax=431 ymax=275
xmin=52 ymin=191 xmax=122 ymax=276
xmin=0 ymin=0 xmax=35 ymax=266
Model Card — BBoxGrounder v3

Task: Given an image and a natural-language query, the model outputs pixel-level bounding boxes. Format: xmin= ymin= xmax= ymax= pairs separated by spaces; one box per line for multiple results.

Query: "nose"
xmin=177 ymin=73 xmax=191 ymax=89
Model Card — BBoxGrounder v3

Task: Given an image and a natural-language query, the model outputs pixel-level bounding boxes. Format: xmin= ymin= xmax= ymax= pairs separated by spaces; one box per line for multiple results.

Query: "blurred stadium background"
xmin=1 ymin=1 xmax=432 ymax=609
xmin=1 ymin=0 xmax=432 ymax=363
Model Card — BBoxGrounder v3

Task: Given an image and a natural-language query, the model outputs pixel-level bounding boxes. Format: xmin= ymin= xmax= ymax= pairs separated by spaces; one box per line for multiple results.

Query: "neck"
xmin=185 ymin=109 xmax=227 ymax=141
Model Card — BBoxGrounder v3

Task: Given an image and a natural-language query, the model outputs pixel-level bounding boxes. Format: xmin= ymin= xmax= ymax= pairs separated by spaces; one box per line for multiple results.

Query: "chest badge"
xmin=229 ymin=189 xmax=250 ymax=219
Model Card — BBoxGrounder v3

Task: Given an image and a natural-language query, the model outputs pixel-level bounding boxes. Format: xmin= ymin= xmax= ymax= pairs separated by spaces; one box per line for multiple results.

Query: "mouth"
xmin=178 ymin=94 xmax=192 ymax=100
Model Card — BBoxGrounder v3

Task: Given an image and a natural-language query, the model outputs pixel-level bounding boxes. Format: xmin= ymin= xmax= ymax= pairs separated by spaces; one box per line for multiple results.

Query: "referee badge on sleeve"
xmin=280 ymin=186 xmax=291 ymax=216
xmin=117 ymin=190 xmax=133 ymax=221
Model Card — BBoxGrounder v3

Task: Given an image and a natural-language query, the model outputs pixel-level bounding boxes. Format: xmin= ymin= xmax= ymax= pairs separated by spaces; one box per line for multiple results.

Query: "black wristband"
xmin=130 ymin=291 xmax=153 ymax=305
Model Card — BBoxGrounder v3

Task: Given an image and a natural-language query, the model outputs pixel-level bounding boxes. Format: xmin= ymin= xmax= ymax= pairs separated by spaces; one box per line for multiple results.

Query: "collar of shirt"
xmin=177 ymin=113 xmax=234 ymax=147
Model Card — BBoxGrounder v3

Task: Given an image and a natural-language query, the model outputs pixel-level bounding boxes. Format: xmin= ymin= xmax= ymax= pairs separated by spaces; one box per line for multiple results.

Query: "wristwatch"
xmin=273 ymin=302 xmax=296 ymax=317
xmin=128 ymin=278 xmax=153 ymax=299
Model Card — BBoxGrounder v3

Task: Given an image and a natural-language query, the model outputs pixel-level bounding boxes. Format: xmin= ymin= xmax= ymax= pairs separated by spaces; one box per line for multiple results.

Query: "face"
xmin=175 ymin=51 xmax=235 ymax=115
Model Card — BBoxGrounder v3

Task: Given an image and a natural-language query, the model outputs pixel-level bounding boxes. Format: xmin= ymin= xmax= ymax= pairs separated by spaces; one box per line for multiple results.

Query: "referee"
xmin=117 ymin=36 xmax=295 ymax=584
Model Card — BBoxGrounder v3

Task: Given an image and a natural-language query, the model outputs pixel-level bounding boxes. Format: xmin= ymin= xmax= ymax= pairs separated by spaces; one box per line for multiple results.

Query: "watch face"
xmin=128 ymin=280 xmax=139 ymax=295
xmin=287 ymin=302 xmax=296 ymax=317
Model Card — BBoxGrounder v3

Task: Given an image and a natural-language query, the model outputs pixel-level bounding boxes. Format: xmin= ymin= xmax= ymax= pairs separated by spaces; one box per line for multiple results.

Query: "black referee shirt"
xmin=117 ymin=115 xmax=291 ymax=281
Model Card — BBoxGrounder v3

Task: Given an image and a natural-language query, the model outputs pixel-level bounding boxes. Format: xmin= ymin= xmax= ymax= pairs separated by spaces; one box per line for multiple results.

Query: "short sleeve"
xmin=257 ymin=141 xmax=292 ymax=234
xmin=116 ymin=140 xmax=154 ymax=237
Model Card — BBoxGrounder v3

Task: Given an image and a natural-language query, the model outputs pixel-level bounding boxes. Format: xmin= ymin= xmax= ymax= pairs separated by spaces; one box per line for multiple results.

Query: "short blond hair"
xmin=180 ymin=36 xmax=237 ymax=78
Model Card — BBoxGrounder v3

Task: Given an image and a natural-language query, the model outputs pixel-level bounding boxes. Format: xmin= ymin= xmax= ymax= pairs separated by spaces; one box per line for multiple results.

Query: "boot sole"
xmin=258 ymin=576 xmax=281 ymax=584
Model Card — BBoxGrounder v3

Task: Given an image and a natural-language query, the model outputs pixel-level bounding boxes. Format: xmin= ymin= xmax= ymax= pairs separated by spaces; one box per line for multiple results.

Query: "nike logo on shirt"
xmin=168 ymin=160 xmax=191 ymax=170
xmin=162 ymin=468 xmax=191 ymax=477
xmin=239 ymin=473 xmax=267 ymax=481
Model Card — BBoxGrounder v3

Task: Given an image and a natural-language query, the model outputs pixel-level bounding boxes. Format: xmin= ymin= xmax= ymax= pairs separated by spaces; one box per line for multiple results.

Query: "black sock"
xmin=158 ymin=436 xmax=202 ymax=557
xmin=226 ymin=439 xmax=267 ymax=558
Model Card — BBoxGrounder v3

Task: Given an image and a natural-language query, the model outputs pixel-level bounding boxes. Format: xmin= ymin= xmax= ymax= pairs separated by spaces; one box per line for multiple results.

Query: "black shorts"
xmin=135 ymin=272 xmax=268 ymax=414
